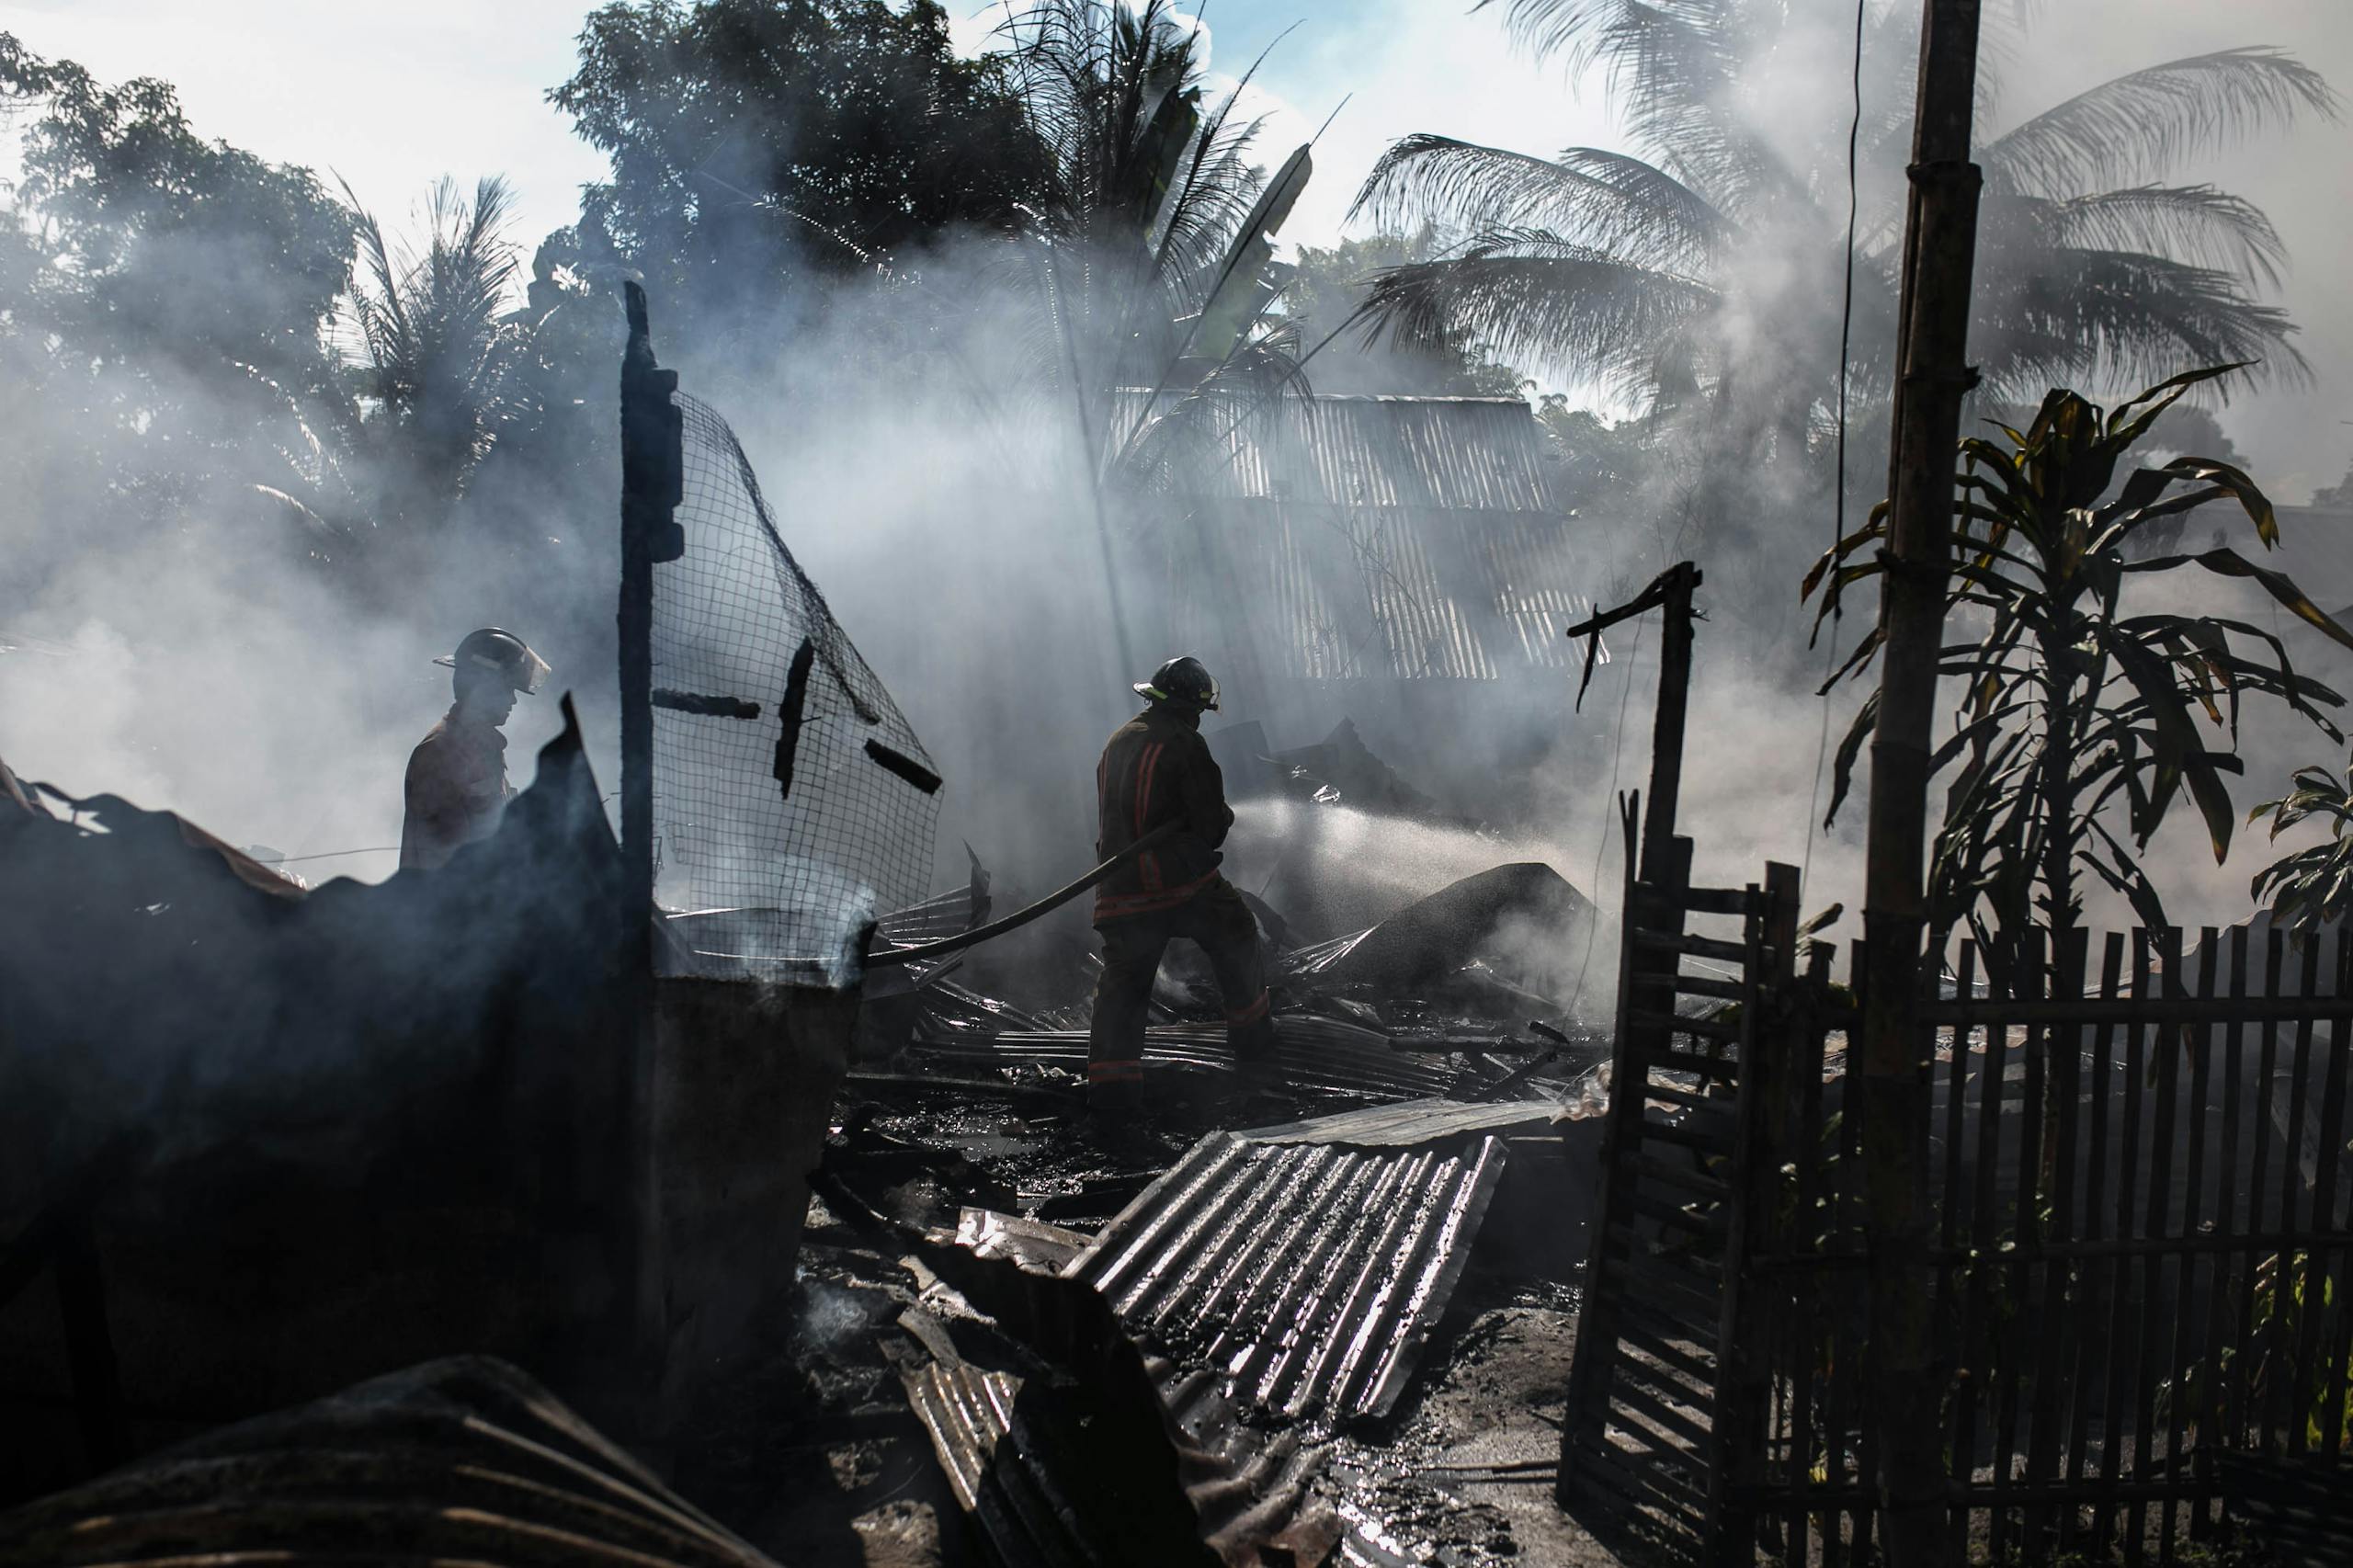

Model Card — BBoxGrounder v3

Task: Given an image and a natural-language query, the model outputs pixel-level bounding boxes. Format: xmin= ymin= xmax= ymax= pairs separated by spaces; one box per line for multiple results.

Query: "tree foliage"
xmin=1350 ymin=4 xmax=2335 ymax=442
xmin=1807 ymin=366 xmax=2353 ymax=977
xmin=1279 ymin=228 xmax=1525 ymax=397
xmin=2249 ymin=759 xmax=2353 ymax=937
xmin=341 ymin=176 xmax=536 ymax=533
xmin=0 ymin=32 xmax=357 ymax=569
xmin=1016 ymin=1 xmax=1312 ymax=460
xmin=549 ymin=0 xmax=1051 ymax=347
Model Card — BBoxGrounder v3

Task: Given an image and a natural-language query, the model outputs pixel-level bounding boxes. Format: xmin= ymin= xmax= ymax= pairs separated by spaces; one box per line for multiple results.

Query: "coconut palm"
xmin=340 ymin=175 xmax=534 ymax=534
xmin=991 ymin=0 xmax=1313 ymax=491
xmin=1349 ymin=2 xmax=2336 ymax=437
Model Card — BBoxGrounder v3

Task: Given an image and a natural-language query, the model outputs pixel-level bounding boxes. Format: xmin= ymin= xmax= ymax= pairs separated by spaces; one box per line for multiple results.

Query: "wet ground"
xmin=661 ymin=1068 xmax=1634 ymax=1568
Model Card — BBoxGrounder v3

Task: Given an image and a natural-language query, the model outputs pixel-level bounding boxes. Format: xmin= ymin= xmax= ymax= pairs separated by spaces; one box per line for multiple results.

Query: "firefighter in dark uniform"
xmin=400 ymin=628 xmax=550 ymax=872
xmin=1086 ymin=655 xmax=1279 ymax=1113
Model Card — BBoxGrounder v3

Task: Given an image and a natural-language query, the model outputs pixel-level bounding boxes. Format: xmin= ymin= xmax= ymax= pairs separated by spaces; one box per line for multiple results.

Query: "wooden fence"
xmin=1563 ymin=898 xmax=2353 ymax=1564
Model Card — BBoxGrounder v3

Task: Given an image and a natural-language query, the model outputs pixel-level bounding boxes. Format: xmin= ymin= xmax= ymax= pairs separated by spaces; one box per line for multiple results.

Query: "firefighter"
xmin=399 ymin=628 xmax=551 ymax=872
xmin=1087 ymin=655 xmax=1279 ymax=1114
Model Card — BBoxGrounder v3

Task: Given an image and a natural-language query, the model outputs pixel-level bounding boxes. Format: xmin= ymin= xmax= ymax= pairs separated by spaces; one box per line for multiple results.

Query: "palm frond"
xmin=1983 ymin=47 xmax=2340 ymax=200
xmin=1973 ymin=244 xmax=2310 ymax=400
xmin=1474 ymin=1 xmax=1744 ymax=179
xmin=1353 ymin=226 xmax=1714 ymax=393
xmin=1350 ymin=134 xmax=1724 ymax=274
xmin=1999 ymin=183 xmax=2288 ymax=290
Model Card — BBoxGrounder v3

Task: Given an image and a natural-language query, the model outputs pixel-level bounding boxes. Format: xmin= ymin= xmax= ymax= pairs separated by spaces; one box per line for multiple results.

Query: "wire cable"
xmin=1801 ymin=0 xmax=1870 ymax=900
xmin=1567 ymin=611 xmax=1646 ymax=1021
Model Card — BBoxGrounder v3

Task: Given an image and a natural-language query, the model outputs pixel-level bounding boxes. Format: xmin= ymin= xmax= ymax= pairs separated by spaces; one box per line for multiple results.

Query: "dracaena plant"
xmin=1805 ymin=364 xmax=2353 ymax=986
xmin=2249 ymin=758 xmax=2353 ymax=937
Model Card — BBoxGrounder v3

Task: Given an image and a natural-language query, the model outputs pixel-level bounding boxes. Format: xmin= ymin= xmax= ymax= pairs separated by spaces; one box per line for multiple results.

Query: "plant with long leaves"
xmin=2248 ymin=758 xmax=2353 ymax=937
xmin=1806 ymin=365 xmax=2353 ymax=983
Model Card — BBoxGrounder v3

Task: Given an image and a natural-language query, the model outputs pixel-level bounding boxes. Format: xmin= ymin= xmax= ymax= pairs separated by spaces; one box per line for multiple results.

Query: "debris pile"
xmin=859 ymin=851 xmax=1605 ymax=1118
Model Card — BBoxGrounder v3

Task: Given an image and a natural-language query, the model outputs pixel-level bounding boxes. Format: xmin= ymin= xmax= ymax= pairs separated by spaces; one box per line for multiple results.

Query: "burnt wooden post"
xmin=1565 ymin=560 xmax=1703 ymax=883
xmin=620 ymin=281 xmax=684 ymax=971
xmin=1854 ymin=2 xmax=1983 ymax=1561
xmin=1714 ymin=859 xmax=1802 ymax=1562
xmin=618 ymin=283 xmax=683 ymax=1424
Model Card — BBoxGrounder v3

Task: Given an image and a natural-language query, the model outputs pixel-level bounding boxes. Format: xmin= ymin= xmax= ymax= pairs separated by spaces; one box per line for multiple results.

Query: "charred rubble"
xmin=0 ymin=705 xmax=1625 ymax=1568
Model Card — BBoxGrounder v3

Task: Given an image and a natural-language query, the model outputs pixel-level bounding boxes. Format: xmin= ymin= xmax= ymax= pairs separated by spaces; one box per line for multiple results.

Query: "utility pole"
xmin=1860 ymin=2 xmax=1983 ymax=1562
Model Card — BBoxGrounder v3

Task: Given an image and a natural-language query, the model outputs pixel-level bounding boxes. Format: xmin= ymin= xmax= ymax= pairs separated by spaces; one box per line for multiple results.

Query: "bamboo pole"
xmin=1858 ymin=3 xmax=1984 ymax=1562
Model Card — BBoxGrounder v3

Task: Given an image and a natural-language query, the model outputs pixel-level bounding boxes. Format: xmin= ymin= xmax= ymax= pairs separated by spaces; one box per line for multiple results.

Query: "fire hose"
xmin=865 ymin=821 xmax=1181 ymax=969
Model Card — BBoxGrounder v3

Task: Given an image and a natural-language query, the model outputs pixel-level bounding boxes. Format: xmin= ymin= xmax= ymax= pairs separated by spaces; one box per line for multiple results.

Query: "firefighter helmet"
xmin=434 ymin=628 xmax=550 ymax=695
xmin=1133 ymin=654 xmax=1219 ymax=711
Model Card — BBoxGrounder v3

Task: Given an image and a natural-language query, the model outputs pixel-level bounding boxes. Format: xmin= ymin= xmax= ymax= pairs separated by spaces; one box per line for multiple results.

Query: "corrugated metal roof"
xmin=1140 ymin=393 xmax=1570 ymax=512
xmin=1068 ymin=1125 xmax=1509 ymax=1426
xmin=1236 ymin=1096 xmax=1563 ymax=1147
xmin=1129 ymin=391 xmax=1597 ymax=683
xmin=1173 ymin=500 xmax=1597 ymax=683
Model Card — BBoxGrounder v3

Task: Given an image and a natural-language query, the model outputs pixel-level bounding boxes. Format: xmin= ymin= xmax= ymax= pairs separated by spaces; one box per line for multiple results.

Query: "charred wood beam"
xmin=652 ymin=690 xmax=762 ymax=721
xmin=864 ymin=741 xmax=942 ymax=796
xmin=773 ymin=639 xmax=815 ymax=799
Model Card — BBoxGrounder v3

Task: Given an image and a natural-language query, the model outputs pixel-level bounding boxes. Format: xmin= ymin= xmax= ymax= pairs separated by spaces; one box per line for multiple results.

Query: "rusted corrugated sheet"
xmin=1069 ymin=1125 xmax=1508 ymax=1426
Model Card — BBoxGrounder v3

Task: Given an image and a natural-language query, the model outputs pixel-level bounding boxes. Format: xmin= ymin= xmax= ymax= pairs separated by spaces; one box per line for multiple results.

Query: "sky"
xmin=0 ymin=0 xmax=2347 ymax=493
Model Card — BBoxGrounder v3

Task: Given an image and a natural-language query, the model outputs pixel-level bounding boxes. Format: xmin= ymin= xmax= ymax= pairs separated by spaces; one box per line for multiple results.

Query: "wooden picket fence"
xmin=1564 ymin=906 xmax=2353 ymax=1564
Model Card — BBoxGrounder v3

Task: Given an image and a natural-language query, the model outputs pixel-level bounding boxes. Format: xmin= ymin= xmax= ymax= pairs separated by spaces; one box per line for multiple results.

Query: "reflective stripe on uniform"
xmin=1093 ymin=869 xmax=1217 ymax=921
xmin=1134 ymin=741 xmax=1165 ymax=892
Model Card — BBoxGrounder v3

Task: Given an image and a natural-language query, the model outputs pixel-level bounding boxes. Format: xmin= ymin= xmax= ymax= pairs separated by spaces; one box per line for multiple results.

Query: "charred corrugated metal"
xmin=903 ymin=1353 xmax=1344 ymax=1568
xmin=0 ymin=1356 xmax=777 ymax=1568
xmin=1070 ymin=1119 xmax=1510 ymax=1427
xmin=1237 ymin=1097 xmax=1563 ymax=1147
xmin=913 ymin=1019 xmax=1462 ymax=1102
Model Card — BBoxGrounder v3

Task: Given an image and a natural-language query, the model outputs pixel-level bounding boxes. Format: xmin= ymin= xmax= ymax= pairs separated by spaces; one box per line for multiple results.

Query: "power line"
xmin=1568 ymin=610 xmax=1645 ymax=1020
xmin=1802 ymin=0 xmax=1870 ymax=901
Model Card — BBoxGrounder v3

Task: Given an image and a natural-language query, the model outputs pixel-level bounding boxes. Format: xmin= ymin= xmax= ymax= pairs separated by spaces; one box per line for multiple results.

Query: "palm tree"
xmin=983 ymin=0 xmax=1317 ymax=669
xmin=340 ymin=176 xmax=534 ymax=536
xmin=1348 ymin=3 xmax=2336 ymax=472
xmin=992 ymin=0 xmax=1312 ymax=491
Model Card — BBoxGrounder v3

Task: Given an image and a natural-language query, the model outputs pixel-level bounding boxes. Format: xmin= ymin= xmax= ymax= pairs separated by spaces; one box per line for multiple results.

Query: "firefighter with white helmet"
xmin=399 ymin=628 xmax=551 ymax=872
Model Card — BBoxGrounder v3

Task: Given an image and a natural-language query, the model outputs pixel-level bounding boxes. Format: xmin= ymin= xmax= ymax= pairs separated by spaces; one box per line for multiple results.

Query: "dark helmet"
xmin=1133 ymin=654 xmax=1219 ymax=712
xmin=434 ymin=627 xmax=551 ymax=695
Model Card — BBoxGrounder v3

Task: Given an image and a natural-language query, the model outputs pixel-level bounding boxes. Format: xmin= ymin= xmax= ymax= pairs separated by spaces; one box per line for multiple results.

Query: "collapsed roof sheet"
xmin=904 ymin=1355 xmax=1346 ymax=1568
xmin=1068 ymin=1119 xmax=1509 ymax=1426
xmin=1237 ymin=1096 xmax=1563 ymax=1147
xmin=0 ymin=1356 xmax=775 ymax=1568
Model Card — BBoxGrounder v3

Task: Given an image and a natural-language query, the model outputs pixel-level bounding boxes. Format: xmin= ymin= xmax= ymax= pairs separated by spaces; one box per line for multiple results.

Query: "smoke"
xmin=5 ymin=2 xmax=2347 ymax=994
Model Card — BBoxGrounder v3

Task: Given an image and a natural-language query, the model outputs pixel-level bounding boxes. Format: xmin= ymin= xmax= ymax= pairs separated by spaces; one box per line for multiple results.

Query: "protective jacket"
xmin=400 ymin=709 xmax=513 ymax=871
xmin=1093 ymin=705 xmax=1233 ymax=921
